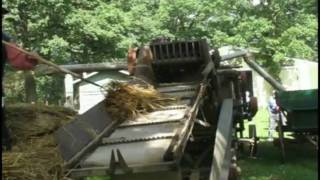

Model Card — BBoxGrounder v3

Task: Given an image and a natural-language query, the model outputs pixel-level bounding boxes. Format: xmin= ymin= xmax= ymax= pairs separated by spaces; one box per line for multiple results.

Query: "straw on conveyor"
xmin=104 ymin=81 xmax=177 ymax=122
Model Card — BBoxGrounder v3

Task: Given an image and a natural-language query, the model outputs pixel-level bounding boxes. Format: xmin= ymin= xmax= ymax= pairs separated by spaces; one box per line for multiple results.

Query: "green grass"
xmin=87 ymin=109 xmax=318 ymax=180
xmin=86 ymin=177 xmax=110 ymax=180
xmin=242 ymin=107 xmax=288 ymax=139
xmin=238 ymin=109 xmax=318 ymax=180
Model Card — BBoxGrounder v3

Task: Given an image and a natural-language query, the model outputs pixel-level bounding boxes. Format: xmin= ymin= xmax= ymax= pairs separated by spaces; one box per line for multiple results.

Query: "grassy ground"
xmin=87 ymin=109 xmax=318 ymax=180
xmin=87 ymin=177 xmax=110 ymax=180
xmin=238 ymin=109 xmax=318 ymax=180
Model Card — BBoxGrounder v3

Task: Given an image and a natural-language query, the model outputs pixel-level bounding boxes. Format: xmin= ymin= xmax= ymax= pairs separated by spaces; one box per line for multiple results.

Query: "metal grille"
xmin=150 ymin=41 xmax=202 ymax=65
xmin=149 ymin=40 xmax=207 ymax=83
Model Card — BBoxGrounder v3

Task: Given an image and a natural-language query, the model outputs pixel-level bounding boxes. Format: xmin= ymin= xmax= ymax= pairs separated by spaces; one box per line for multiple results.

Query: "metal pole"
xmin=220 ymin=50 xmax=248 ymax=61
xmin=243 ymin=53 xmax=286 ymax=92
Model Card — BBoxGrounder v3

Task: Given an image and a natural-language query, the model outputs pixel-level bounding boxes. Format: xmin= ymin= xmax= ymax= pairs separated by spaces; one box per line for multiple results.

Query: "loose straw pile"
xmin=2 ymin=136 xmax=63 ymax=180
xmin=2 ymin=103 xmax=76 ymax=180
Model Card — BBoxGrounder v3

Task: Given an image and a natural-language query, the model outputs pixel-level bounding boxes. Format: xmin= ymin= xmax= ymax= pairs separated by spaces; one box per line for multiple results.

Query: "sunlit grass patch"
xmin=239 ymin=109 xmax=318 ymax=180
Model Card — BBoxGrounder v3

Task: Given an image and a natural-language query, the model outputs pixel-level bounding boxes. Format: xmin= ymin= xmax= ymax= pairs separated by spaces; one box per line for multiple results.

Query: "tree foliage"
xmin=2 ymin=0 xmax=317 ymax=104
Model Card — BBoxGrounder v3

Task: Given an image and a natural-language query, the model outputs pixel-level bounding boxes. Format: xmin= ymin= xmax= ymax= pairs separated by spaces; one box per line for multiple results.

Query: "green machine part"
xmin=277 ymin=89 xmax=318 ymax=132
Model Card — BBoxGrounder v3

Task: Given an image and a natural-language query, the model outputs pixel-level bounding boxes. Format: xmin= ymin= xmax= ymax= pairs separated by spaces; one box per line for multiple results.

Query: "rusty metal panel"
xmin=55 ymin=99 xmax=114 ymax=161
xmin=76 ymin=100 xmax=112 ymax=132
xmin=55 ymin=120 xmax=93 ymax=161
xmin=210 ymin=99 xmax=234 ymax=180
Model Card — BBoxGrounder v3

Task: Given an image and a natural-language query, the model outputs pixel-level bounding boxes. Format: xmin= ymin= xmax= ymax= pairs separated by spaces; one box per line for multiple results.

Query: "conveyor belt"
xmin=56 ymin=82 xmax=200 ymax=176
xmin=79 ymin=83 xmax=199 ymax=168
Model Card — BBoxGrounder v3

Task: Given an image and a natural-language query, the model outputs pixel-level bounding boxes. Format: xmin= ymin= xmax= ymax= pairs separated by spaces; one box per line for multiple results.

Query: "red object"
xmin=127 ymin=48 xmax=137 ymax=75
xmin=5 ymin=43 xmax=38 ymax=70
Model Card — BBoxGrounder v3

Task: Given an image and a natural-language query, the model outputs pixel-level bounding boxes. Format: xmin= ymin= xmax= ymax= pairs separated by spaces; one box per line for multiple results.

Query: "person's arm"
xmin=269 ymin=98 xmax=280 ymax=113
xmin=267 ymin=98 xmax=273 ymax=112
xmin=2 ymin=33 xmax=38 ymax=70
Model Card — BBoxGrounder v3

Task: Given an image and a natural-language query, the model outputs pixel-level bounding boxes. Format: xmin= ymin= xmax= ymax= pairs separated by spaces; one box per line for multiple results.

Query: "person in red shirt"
xmin=2 ymin=8 xmax=38 ymax=70
xmin=2 ymin=7 xmax=39 ymax=150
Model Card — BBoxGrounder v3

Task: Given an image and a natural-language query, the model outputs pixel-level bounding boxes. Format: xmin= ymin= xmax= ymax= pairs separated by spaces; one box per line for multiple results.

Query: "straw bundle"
xmin=104 ymin=81 xmax=177 ymax=122
xmin=2 ymin=103 xmax=76 ymax=180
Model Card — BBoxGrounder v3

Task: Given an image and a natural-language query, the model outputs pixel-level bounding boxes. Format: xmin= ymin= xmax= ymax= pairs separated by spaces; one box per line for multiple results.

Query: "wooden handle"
xmin=2 ymin=40 xmax=105 ymax=89
xmin=2 ymin=40 xmax=81 ymax=78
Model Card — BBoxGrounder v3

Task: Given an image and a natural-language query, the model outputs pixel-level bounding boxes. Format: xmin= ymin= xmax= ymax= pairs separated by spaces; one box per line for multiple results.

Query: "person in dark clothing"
xmin=2 ymin=7 xmax=39 ymax=150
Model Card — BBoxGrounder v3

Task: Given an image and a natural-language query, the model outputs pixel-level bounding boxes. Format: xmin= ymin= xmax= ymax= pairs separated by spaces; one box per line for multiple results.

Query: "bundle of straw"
xmin=104 ymin=81 xmax=176 ymax=122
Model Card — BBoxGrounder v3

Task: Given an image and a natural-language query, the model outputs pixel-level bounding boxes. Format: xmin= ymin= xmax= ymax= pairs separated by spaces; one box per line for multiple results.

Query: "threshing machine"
xmin=55 ymin=39 xmax=259 ymax=180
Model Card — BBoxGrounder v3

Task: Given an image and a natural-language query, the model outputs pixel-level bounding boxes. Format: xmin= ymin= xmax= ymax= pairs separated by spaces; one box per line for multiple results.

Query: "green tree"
xmin=2 ymin=0 xmax=317 ymax=104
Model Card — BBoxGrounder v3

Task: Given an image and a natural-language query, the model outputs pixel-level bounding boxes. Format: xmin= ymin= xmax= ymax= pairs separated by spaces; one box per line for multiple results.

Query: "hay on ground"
xmin=2 ymin=135 xmax=63 ymax=180
xmin=4 ymin=103 xmax=76 ymax=142
xmin=2 ymin=103 xmax=76 ymax=180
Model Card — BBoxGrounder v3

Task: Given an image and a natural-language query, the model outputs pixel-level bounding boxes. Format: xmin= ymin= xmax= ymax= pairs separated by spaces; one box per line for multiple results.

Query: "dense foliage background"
xmin=2 ymin=0 xmax=318 ymax=104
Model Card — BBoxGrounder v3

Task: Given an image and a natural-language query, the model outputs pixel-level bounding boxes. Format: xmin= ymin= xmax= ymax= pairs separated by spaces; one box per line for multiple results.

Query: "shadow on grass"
xmin=238 ymin=138 xmax=318 ymax=180
xmin=239 ymin=109 xmax=317 ymax=180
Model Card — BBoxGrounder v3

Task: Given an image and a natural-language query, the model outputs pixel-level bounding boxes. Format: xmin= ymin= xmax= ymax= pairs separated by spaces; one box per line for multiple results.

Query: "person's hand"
xmin=5 ymin=43 xmax=39 ymax=70
xmin=26 ymin=52 xmax=39 ymax=66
